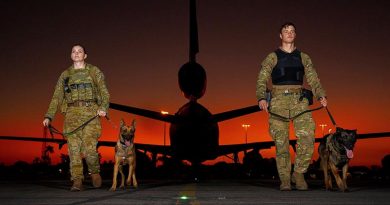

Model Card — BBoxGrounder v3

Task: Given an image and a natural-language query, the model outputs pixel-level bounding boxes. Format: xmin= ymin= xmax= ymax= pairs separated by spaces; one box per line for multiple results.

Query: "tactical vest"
xmin=271 ymin=49 xmax=304 ymax=85
xmin=63 ymin=65 xmax=99 ymax=103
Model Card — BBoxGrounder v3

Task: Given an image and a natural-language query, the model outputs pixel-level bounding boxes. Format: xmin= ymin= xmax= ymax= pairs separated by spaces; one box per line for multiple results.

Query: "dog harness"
xmin=326 ymin=135 xmax=349 ymax=167
xmin=115 ymin=140 xmax=134 ymax=160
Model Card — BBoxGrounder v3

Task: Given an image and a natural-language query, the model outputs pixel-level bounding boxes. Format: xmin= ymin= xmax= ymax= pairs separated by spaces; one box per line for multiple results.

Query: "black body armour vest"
xmin=271 ymin=49 xmax=304 ymax=85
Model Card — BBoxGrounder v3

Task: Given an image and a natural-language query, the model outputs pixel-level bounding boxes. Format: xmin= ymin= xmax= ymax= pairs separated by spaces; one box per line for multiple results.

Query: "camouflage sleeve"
xmin=256 ymin=52 xmax=277 ymax=101
xmin=301 ymin=52 xmax=326 ymax=99
xmin=44 ymin=71 xmax=66 ymax=121
xmin=94 ymin=67 xmax=110 ymax=113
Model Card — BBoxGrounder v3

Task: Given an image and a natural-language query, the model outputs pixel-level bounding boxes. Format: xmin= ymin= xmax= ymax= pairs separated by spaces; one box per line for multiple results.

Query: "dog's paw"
xmin=109 ymin=187 xmax=116 ymax=192
xmin=324 ymin=186 xmax=336 ymax=192
xmin=343 ymin=188 xmax=350 ymax=192
xmin=339 ymin=186 xmax=349 ymax=192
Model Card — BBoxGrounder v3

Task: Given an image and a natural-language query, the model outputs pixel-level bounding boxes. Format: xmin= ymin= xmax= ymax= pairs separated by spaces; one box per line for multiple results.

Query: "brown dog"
xmin=109 ymin=119 xmax=138 ymax=191
xmin=318 ymin=127 xmax=357 ymax=192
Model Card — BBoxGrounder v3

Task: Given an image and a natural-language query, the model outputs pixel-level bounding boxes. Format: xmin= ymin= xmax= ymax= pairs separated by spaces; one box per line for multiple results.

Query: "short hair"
xmin=72 ymin=44 xmax=87 ymax=54
xmin=279 ymin=22 xmax=296 ymax=33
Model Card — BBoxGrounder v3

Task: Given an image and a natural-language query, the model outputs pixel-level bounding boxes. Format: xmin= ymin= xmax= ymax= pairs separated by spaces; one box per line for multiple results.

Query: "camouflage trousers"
xmin=268 ymin=93 xmax=315 ymax=181
xmin=64 ymin=105 xmax=101 ymax=181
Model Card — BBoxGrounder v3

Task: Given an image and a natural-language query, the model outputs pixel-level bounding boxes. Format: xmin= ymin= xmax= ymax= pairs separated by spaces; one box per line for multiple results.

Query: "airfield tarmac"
xmin=0 ymin=179 xmax=389 ymax=205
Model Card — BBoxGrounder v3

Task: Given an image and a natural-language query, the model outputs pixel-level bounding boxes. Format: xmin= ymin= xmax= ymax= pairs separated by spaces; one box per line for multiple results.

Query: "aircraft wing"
xmin=110 ymin=103 xmax=261 ymax=123
xmin=110 ymin=102 xmax=176 ymax=123
xmin=0 ymin=136 xmax=117 ymax=149
xmin=132 ymin=143 xmax=172 ymax=156
xmin=357 ymin=132 xmax=390 ymax=139
xmin=0 ymin=136 xmax=68 ymax=149
xmin=0 ymin=136 xmax=66 ymax=144
xmin=212 ymin=105 xmax=260 ymax=122
xmin=311 ymin=132 xmax=390 ymax=143
xmin=0 ymin=136 xmax=172 ymax=156
xmin=216 ymin=131 xmax=390 ymax=157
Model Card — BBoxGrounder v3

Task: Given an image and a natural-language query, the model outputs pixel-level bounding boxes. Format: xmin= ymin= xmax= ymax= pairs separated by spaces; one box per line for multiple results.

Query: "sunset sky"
xmin=0 ymin=0 xmax=389 ymax=166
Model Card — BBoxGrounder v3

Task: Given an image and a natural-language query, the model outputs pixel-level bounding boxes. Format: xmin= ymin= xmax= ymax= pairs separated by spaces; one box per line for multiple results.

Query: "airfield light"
xmin=319 ymin=124 xmax=327 ymax=136
xmin=180 ymin=195 xmax=189 ymax=200
xmin=242 ymin=124 xmax=250 ymax=148
xmin=161 ymin=111 xmax=169 ymax=147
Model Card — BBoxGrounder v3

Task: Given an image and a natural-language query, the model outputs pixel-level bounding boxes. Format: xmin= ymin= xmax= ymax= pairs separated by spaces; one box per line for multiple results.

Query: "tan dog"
xmin=318 ymin=127 xmax=357 ymax=192
xmin=109 ymin=119 xmax=138 ymax=191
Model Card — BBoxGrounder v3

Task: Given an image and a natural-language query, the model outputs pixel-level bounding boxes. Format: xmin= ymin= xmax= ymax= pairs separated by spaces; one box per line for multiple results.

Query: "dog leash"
xmin=269 ymin=106 xmax=338 ymax=126
xmin=269 ymin=106 xmax=324 ymax=122
xmin=48 ymin=114 xmax=99 ymax=137
xmin=325 ymin=106 xmax=337 ymax=127
xmin=104 ymin=115 xmax=118 ymax=130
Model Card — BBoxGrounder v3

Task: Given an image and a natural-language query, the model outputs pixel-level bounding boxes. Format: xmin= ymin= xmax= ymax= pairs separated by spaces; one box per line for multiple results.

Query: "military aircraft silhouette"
xmin=110 ymin=0 xmax=261 ymax=165
xmin=1 ymin=0 xmax=390 ymax=166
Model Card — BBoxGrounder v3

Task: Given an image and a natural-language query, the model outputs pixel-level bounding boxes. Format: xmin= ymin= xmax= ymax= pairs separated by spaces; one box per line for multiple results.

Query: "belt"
xmin=272 ymin=88 xmax=302 ymax=95
xmin=67 ymin=101 xmax=95 ymax=107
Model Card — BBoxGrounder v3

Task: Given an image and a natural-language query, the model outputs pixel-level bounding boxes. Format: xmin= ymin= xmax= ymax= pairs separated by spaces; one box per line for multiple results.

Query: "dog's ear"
xmin=120 ymin=119 xmax=125 ymax=127
xmin=131 ymin=119 xmax=136 ymax=128
xmin=336 ymin=127 xmax=344 ymax=133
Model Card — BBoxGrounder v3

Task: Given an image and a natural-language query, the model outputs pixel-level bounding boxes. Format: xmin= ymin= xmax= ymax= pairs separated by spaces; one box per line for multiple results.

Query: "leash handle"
xmin=44 ymin=125 xmax=55 ymax=139
xmin=43 ymin=126 xmax=54 ymax=140
xmin=48 ymin=125 xmax=63 ymax=136
xmin=325 ymin=107 xmax=337 ymax=127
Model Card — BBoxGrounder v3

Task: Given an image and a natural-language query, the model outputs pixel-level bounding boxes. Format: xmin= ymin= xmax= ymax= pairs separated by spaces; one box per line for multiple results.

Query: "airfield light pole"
xmin=161 ymin=111 xmax=169 ymax=147
xmin=319 ymin=124 xmax=327 ymax=136
xmin=242 ymin=124 xmax=250 ymax=145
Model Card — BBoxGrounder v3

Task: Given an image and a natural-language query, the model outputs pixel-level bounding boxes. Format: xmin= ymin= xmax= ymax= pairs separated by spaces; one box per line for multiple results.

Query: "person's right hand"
xmin=258 ymin=99 xmax=268 ymax=112
xmin=43 ymin=118 xmax=51 ymax=127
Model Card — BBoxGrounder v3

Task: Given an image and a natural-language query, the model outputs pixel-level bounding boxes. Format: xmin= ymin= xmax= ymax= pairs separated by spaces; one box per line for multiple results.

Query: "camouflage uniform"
xmin=256 ymin=50 xmax=326 ymax=182
xmin=45 ymin=63 xmax=110 ymax=181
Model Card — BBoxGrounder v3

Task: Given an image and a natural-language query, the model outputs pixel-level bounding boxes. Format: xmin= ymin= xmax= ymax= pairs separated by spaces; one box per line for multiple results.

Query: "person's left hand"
xmin=319 ymin=97 xmax=328 ymax=107
xmin=97 ymin=110 xmax=106 ymax=117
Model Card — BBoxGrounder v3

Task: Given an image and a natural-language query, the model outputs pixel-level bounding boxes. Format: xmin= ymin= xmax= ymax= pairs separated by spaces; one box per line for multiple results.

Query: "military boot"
xmin=70 ymin=179 xmax=83 ymax=191
xmin=291 ymin=172 xmax=308 ymax=190
xmin=91 ymin=173 xmax=102 ymax=188
xmin=280 ymin=180 xmax=291 ymax=191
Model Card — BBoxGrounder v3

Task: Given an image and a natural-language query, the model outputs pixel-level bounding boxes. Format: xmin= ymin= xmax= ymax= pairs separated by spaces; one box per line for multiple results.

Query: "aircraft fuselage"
xmin=169 ymin=101 xmax=218 ymax=164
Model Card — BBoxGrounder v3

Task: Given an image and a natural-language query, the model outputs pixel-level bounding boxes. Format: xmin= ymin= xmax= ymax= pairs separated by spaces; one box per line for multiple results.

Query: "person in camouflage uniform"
xmin=256 ymin=22 xmax=327 ymax=191
xmin=43 ymin=45 xmax=110 ymax=191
